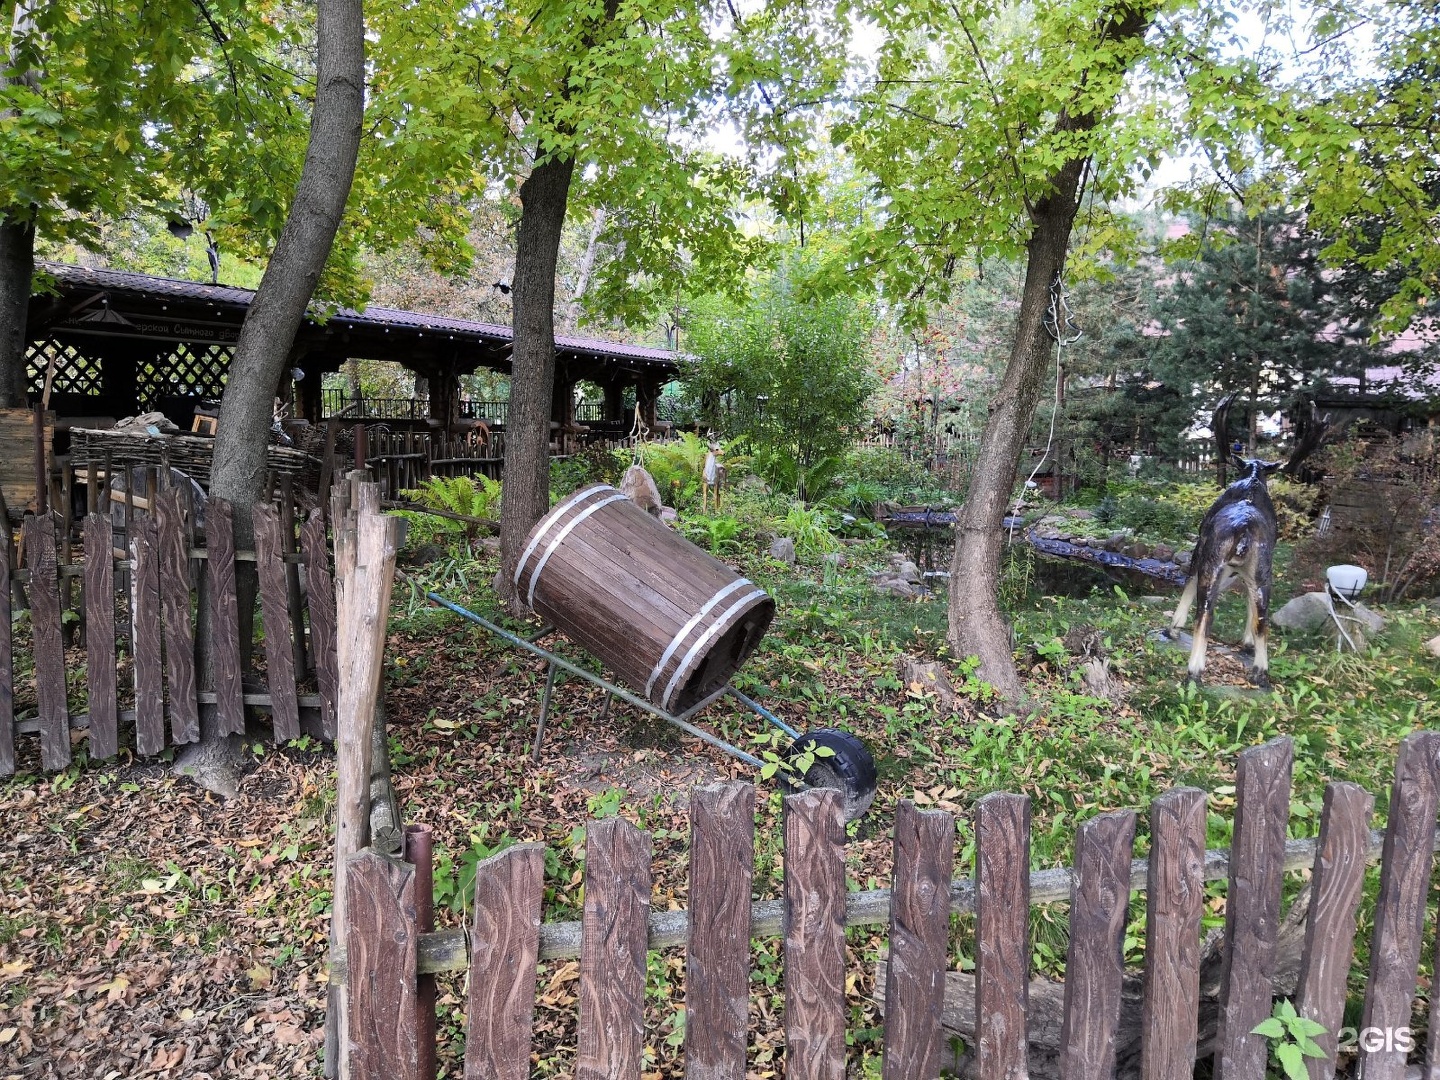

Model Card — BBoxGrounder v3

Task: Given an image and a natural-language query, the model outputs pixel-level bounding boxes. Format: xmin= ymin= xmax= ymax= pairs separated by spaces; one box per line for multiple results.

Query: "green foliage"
xmin=687 ymin=258 xmax=877 ymax=501
xmin=431 ymin=825 xmax=518 ymax=915
xmin=1252 ymin=1000 xmax=1328 ymax=1080
xmin=680 ymin=513 xmax=744 ymax=556
xmin=775 ymin=504 xmax=840 ymax=558
xmin=402 ymin=475 xmax=502 ymax=520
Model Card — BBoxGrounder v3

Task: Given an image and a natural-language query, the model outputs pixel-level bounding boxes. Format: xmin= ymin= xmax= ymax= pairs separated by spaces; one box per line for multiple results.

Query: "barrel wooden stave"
xmin=516 ymin=486 xmax=773 ymax=712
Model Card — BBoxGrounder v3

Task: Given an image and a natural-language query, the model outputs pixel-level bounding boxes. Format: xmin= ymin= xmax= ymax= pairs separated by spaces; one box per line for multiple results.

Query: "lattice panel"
xmin=26 ymin=339 xmax=105 ymax=396
xmin=137 ymin=343 xmax=232 ymax=409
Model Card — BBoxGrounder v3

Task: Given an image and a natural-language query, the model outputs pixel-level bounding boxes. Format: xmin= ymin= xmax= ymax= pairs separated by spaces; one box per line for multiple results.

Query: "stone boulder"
xmin=1272 ymin=592 xmax=1334 ymax=632
xmin=619 ymin=464 xmax=664 ymax=517
xmin=871 ymin=573 xmax=922 ymax=599
xmin=1174 ymin=549 xmax=1193 ymax=573
xmin=768 ymin=536 xmax=796 ymax=565
xmin=1425 ymin=635 xmax=1440 ymax=659
xmin=1150 ymin=543 xmax=1174 ymax=563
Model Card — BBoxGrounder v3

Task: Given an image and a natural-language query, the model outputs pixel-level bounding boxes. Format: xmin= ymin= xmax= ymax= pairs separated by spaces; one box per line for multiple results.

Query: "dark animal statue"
xmin=1169 ymin=457 xmax=1282 ymax=686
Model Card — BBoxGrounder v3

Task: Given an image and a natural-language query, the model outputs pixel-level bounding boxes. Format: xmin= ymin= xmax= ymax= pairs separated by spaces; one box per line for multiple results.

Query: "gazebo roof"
xmin=29 ymin=262 xmax=680 ymax=379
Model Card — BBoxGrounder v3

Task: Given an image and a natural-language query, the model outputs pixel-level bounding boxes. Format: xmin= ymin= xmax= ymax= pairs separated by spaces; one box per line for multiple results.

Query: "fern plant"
xmin=402 ymin=475 xmax=502 ymax=520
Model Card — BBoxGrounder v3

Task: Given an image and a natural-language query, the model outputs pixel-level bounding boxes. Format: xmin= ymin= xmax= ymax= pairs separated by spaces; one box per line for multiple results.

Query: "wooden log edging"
xmin=330 ymin=827 xmax=1405 ymax=981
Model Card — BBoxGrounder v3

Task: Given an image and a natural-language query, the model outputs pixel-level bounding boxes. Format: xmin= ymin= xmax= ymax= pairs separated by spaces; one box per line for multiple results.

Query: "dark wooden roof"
xmin=29 ymin=262 xmax=680 ymax=381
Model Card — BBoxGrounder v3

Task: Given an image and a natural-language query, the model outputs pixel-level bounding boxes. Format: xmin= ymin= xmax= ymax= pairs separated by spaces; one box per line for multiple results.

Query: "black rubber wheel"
xmin=783 ymin=728 xmax=878 ymax=823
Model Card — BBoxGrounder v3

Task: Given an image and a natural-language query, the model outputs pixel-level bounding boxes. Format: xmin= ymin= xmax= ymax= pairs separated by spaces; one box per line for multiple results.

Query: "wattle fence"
xmin=336 ymin=732 xmax=1440 ymax=1080
xmin=0 ymin=467 xmax=339 ymax=777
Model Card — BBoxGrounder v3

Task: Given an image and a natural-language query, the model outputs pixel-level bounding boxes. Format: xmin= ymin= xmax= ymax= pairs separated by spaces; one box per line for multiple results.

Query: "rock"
xmin=1124 ymin=541 xmax=1151 ymax=559
xmin=894 ymin=559 xmax=922 ymax=583
xmin=478 ymin=536 xmax=501 ymax=555
xmin=1068 ymin=508 xmax=1094 ymax=520
xmin=1273 ymin=592 xmax=1335 ymax=632
xmin=1139 ymin=595 xmax=1169 ymax=608
xmin=620 ymin=464 xmax=664 ymax=517
xmin=872 ymin=574 xmax=921 ymax=599
xmin=898 ymin=657 xmax=955 ymax=711
xmin=659 ymin=506 xmax=678 ymax=525
xmin=822 ymin=551 xmax=845 ymax=569
xmin=1174 ymin=549 xmax=1193 ymax=573
xmin=1150 ymin=543 xmax=1174 ymax=563
xmin=768 ymin=536 xmax=796 ymax=564
xmin=1349 ymin=602 xmax=1386 ymax=635
xmin=1426 ymin=635 xmax=1440 ymax=659
xmin=400 ymin=542 xmax=448 ymax=567
xmin=1103 ymin=530 xmax=1131 ymax=553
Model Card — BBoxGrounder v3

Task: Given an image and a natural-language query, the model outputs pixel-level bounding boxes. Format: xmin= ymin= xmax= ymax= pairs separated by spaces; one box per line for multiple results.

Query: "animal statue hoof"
xmin=1184 ymin=672 xmax=1202 ymax=688
xmin=1247 ymin=669 xmax=1271 ymax=689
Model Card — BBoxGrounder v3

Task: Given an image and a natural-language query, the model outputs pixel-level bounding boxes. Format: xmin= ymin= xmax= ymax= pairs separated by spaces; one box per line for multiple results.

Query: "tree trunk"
xmin=0 ymin=217 xmax=34 ymax=408
xmin=560 ymin=207 xmax=606 ymax=335
xmin=947 ymin=174 xmax=1085 ymax=702
xmin=180 ymin=0 xmax=365 ymax=796
xmin=496 ymin=154 xmax=576 ymax=610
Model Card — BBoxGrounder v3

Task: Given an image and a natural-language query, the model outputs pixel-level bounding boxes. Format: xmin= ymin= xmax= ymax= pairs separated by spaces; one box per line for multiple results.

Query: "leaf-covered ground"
xmin=4 ymin=539 xmax=1439 ymax=1078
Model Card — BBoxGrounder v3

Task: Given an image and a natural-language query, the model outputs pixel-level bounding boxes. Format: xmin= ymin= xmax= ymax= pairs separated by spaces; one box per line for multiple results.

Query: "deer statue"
xmin=702 ymin=442 xmax=726 ymax=512
xmin=1169 ymin=457 xmax=1282 ymax=687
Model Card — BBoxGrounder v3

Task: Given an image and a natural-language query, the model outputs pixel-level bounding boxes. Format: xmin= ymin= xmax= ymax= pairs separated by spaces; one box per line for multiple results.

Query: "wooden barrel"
xmin=514 ymin=484 xmax=775 ymax=713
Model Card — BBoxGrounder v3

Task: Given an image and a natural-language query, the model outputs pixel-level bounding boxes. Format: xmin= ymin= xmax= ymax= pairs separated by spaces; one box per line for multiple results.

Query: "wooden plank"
xmin=130 ymin=514 xmax=164 ymax=757
xmin=577 ymin=816 xmax=652 ymax=1080
xmin=1295 ymin=782 xmax=1373 ymax=1080
xmin=155 ymin=487 xmax=198 ymax=745
xmin=345 ymin=850 xmax=420 ymax=1080
xmin=0 ymin=523 xmax=12 ymax=778
xmin=1214 ymin=736 xmax=1294 ymax=1080
xmin=463 ymin=844 xmax=545 ymax=1080
xmin=976 ymin=791 xmax=1031 ymax=1080
xmin=783 ymin=786 xmax=847 ymax=1080
xmin=1359 ymin=730 xmax=1440 ymax=1080
xmin=882 ymin=800 xmax=956 ymax=1080
xmin=280 ymin=475 xmax=308 ymax=677
xmin=1139 ymin=787 xmax=1206 ymax=1080
xmin=1058 ymin=809 xmax=1137 ymax=1080
xmin=685 ymin=781 xmax=755 ymax=1080
xmin=204 ymin=499 xmax=245 ymax=736
xmin=302 ymin=510 xmax=339 ymax=740
xmin=25 ymin=515 xmax=69 ymax=771
xmin=83 ymin=514 xmax=118 ymax=761
xmin=253 ymin=502 xmax=300 ymax=742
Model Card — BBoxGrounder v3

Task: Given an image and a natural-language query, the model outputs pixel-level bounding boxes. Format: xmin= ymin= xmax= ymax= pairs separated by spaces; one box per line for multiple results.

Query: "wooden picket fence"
xmin=337 ymin=732 xmax=1440 ymax=1080
xmin=0 ymin=470 xmax=340 ymax=777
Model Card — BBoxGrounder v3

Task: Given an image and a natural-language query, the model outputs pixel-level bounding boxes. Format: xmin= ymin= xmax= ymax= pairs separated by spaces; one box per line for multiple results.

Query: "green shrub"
xmin=400 ymin=474 xmax=502 ymax=521
xmin=776 ymin=504 xmax=840 ymax=557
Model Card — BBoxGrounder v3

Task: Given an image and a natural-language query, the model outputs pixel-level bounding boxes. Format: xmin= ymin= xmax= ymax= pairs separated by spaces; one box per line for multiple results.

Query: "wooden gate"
xmin=337 ymin=732 xmax=1440 ymax=1080
xmin=0 ymin=472 xmax=339 ymax=777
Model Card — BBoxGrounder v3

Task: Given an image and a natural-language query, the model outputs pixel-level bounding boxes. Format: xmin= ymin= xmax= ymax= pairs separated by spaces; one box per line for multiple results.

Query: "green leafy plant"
xmin=750 ymin=728 xmax=836 ymax=782
xmin=401 ymin=474 xmax=502 ymax=521
xmin=1251 ymin=1000 xmax=1327 ymax=1080
xmin=776 ymin=504 xmax=840 ymax=557
xmin=431 ymin=825 xmax=519 ymax=915
xmin=681 ymin=513 xmax=744 ymax=556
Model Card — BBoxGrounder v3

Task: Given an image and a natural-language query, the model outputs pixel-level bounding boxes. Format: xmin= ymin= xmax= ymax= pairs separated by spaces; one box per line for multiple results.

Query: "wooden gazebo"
xmin=26 ymin=262 xmax=679 ymax=441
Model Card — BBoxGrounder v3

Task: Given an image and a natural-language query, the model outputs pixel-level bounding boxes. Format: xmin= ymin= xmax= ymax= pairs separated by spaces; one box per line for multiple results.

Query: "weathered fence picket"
xmin=340 ymin=734 xmax=1440 ymax=1080
xmin=0 ymin=469 xmax=342 ymax=776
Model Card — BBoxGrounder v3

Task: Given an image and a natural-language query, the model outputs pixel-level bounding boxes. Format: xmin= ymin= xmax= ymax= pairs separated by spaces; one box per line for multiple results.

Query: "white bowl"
xmin=1327 ymin=564 xmax=1368 ymax=601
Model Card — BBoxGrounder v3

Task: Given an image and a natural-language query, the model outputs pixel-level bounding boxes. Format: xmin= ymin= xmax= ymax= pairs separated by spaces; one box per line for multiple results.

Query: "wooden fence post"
xmin=25 ymin=514 xmax=69 ymax=771
xmin=0 ymin=518 xmax=13 ymax=778
xmin=402 ymin=825 xmax=436 ymax=1080
xmin=155 ymin=487 xmax=199 ymax=745
xmin=577 ymin=817 xmax=652 ymax=1080
xmin=882 ymin=800 xmax=955 ymax=1080
xmin=1360 ymin=731 xmax=1440 ymax=1080
xmin=465 ymin=844 xmax=546 ymax=1080
xmin=686 ymin=781 xmax=756 ymax=1080
xmin=1139 ymin=787 xmax=1206 ymax=1080
xmin=1059 ymin=809 xmax=1137 ymax=1080
xmin=976 ymin=792 xmax=1031 ymax=1080
xmin=345 ymin=850 xmax=419 ymax=1080
xmin=1214 ymin=736 xmax=1294 ymax=1080
xmin=1295 ymin=782 xmax=1373 ymax=1080
xmin=783 ymin=786 xmax=847 ymax=1080
xmin=83 ymin=514 xmax=117 ymax=761
xmin=204 ymin=498 xmax=246 ymax=736
xmin=254 ymin=502 xmax=300 ymax=741
xmin=328 ymin=482 xmax=400 ymax=1080
xmin=130 ymin=513 xmax=164 ymax=757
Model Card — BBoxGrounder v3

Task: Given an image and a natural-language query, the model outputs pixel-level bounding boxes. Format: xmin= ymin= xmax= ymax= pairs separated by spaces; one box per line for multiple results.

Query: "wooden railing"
xmin=336 ymin=733 xmax=1440 ymax=1080
xmin=0 ymin=470 xmax=339 ymax=776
